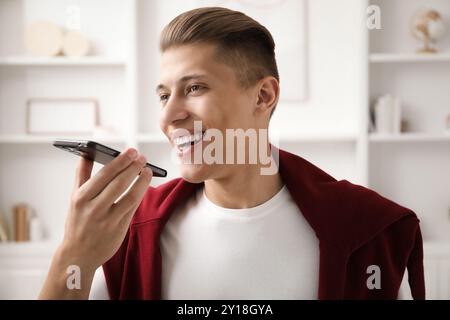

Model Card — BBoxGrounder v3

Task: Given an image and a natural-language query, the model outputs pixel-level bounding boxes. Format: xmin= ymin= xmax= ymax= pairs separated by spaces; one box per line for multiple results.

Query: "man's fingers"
xmin=73 ymin=157 xmax=93 ymax=192
xmin=94 ymin=154 xmax=147 ymax=208
xmin=112 ymin=167 xmax=153 ymax=223
xmin=77 ymin=147 xmax=139 ymax=201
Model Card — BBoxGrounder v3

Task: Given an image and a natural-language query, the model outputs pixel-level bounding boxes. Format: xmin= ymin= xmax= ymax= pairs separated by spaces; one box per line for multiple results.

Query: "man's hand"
xmin=38 ymin=147 xmax=152 ymax=299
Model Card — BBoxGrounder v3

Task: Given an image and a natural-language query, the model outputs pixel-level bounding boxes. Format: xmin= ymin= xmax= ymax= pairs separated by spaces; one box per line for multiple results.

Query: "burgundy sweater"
xmin=103 ymin=147 xmax=425 ymax=299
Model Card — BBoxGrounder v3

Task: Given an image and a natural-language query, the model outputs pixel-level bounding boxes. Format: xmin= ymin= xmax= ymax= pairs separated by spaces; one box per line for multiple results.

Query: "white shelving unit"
xmin=0 ymin=56 xmax=126 ymax=66
xmin=0 ymin=0 xmax=140 ymax=231
xmin=366 ymin=0 xmax=450 ymax=240
xmin=366 ymin=0 xmax=450 ymax=299
xmin=271 ymin=133 xmax=357 ymax=143
xmin=0 ymin=0 xmax=139 ymax=299
xmin=136 ymin=132 xmax=168 ymax=144
xmin=369 ymin=133 xmax=450 ymax=143
xmin=370 ymin=52 xmax=450 ymax=63
xmin=0 ymin=134 xmax=126 ymax=144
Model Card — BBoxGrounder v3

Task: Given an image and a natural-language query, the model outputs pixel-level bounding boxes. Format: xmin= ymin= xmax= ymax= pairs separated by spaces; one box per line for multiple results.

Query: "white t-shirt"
xmin=90 ymin=185 xmax=319 ymax=299
xmin=89 ymin=185 xmax=411 ymax=299
xmin=160 ymin=184 xmax=319 ymax=299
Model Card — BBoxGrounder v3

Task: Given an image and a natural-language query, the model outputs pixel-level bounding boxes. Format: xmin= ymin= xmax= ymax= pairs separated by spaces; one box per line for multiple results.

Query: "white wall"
xmin=271 ymin=0 xmax=364 ymax=138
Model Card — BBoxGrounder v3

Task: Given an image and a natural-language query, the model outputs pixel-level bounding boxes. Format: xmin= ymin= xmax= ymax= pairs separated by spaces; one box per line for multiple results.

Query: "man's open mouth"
xmin=174 ymin=131 xmax=206 ymax=153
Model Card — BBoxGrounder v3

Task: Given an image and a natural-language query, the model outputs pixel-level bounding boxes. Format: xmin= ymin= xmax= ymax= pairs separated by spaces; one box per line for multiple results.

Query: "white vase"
xmin=29 ymin=215 xmax=44 ymax=242
xmin=374 ymin=95 xmax=394 ymax=134
xmin=374 ymin=95 xmax=402 ymax=134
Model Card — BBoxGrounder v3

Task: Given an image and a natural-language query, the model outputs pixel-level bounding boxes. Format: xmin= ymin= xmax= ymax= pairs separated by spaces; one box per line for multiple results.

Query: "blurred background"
xmin=0 ymin=0 xmax=449 ymax=299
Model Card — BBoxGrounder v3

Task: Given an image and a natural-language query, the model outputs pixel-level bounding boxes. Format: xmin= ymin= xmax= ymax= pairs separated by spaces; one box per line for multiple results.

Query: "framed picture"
xmin=26 ymin=98 xmax=99 ymax=135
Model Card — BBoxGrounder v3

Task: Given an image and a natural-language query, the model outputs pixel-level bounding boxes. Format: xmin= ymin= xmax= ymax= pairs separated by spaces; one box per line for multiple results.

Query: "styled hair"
xmin=160 ymin=7 xmax=279 ymax=117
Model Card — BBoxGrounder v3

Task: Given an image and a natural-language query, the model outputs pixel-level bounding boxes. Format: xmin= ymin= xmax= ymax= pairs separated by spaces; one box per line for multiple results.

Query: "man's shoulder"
xmin=278 ymin=141 xmax=419 ymax=247
xmin=313 ymin=178 xmax=419 ymax=252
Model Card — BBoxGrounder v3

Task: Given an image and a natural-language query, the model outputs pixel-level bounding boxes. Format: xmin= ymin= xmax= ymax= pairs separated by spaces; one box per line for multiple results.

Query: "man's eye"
xmin=188 ymin=84 xmax=203 ymax=94
xmin=159 ymin=94 xmax=169 ymax=102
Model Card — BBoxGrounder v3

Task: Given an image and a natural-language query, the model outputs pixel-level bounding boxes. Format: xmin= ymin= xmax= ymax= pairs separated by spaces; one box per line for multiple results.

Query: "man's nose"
xmin=160 ymin=95 xmax=189 ymax=125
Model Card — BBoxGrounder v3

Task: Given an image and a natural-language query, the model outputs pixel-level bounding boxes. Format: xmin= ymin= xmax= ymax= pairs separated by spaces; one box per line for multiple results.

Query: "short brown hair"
xmin=160 ymin=7 xmax=279 ymax=117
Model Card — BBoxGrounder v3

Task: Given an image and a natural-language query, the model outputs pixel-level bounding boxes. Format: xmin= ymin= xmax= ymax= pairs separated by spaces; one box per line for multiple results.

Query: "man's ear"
xmin=255 ymin=76 xmax=279 ymax=116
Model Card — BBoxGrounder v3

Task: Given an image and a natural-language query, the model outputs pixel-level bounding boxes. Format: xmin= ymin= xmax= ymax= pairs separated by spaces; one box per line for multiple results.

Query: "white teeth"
xmin=174 ymin=132 xmax=204 ymax=149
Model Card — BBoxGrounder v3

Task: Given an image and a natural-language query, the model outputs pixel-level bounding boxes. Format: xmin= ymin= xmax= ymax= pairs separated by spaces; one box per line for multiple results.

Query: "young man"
xmin=39 ymin=7 xmax=425 ymax=300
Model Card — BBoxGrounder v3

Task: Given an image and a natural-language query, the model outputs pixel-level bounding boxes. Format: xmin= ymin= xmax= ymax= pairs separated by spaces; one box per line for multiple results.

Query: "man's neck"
xmin=203 ymin=162 xmax=284 ymax=209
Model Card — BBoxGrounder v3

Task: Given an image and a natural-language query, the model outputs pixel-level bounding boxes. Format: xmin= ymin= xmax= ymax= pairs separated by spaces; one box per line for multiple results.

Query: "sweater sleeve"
xmin=102 ymin=227 xmax=131 ymax=300
xmin=407 ymin=225 xmax=426 ymax=300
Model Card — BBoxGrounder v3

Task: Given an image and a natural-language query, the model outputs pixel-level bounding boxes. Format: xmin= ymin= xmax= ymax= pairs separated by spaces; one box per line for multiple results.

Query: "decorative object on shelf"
xmin=0 ymin=209 xmax=9 ymax=242
xmin=28 ymin=209 xmax=45 ymax=242
xmin=25 ymin=20 xmax=91 ymax=57
xmin=445 ymin=114 xmax=450 ymax=134
xmin=401 ymin=119 xmax=410 ymax=133
xmin=62 ymin=31 xmax=90 ymax=57
xmin=26 ymin=98 xmax=99 ymax=135
xmin=372 ymin=94 xmax=402 ymax=134
xmin=25 ymin=21 xmax=64 ymax=56
xmin=12 ymin=203 xmax=29 ymax=242
xmin=411 ymin=8 xmax=446 ymax=54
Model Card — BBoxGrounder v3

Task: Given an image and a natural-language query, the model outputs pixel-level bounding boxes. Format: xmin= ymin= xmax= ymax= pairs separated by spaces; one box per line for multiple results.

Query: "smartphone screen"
xmin=53 ymin=139 xmax=167 ymax=177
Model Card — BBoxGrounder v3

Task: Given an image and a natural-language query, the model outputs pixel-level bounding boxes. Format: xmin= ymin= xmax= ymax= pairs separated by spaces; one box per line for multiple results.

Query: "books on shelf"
xmin=370 ymin=94 xmax=401 ymax=135
xmin=0 ymin=203 xmax=45 ymax=243
xmin=13 ymin=204 xmax=29 ymax=242
xmin=0 ymin=209 xmax=9 ymax=242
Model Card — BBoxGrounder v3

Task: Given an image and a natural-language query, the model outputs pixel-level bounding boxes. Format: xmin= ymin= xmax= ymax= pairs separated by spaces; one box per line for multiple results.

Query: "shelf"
xmin=271 ymin=133 xmax=357 ymax=143
xmin=0 ymin=240 xmax=57 ymax=254
xmin=370 ymin=53 xmax=450 ymax=63
xmin=0 ymin=241 xmax=58 ymax=268
xmin=137 ymin=133 xmax=168 ymax=143
xmin=137 ymin=132 xmax=357 ymax=144
xmin=369 ymin=133 xmax=450 ymax=143
xmin=0 ymin=56 xmax=127 ymax=67
xmin=0 ymin=134 xmax=126 ymax=144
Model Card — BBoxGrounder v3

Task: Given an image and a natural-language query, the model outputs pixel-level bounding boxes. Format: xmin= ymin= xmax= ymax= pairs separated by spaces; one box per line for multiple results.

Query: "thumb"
xmin=73 ymin=157 xmax=93 ymax=192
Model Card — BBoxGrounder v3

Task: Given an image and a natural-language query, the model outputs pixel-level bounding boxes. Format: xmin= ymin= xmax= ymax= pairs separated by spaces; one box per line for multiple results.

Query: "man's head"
xmin=157 ymin=7 xmax=280 ymax=182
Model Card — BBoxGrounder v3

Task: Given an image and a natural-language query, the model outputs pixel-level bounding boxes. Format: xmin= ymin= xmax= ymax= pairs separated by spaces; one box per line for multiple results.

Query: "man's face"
xmin=158 ymin=43 xmax=260 ymax=183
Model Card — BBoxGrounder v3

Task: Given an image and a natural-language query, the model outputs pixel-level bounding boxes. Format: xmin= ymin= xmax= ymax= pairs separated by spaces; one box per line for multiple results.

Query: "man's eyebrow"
xmin=155 ymin=74 xmax=208 ymax=93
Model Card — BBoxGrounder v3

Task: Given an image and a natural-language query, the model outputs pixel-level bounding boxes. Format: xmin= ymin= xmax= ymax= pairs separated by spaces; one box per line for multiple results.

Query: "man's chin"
xmin=179 ymin=164 xmax=209 ymax=184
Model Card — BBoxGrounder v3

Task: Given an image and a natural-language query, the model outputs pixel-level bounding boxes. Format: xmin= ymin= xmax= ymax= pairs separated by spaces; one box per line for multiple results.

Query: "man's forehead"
xmin=160 ymin=43 xmax=216 ymax=71
xmin=162 ymin=43 xmax=217 ymax=59
xmin=158 ymin=44 xmax=234 ymax=89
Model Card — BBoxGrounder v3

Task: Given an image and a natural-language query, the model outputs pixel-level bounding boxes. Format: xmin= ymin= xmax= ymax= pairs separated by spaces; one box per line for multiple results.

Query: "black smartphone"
xmin=53 ymin=139 xmax=167 ymax=178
